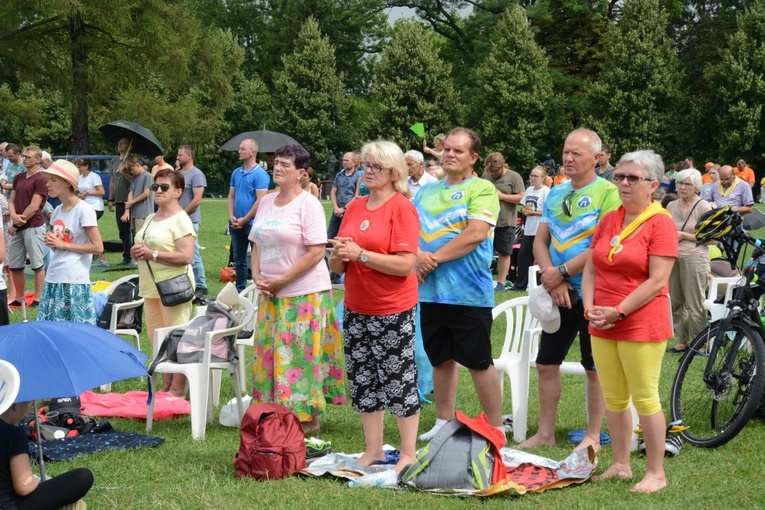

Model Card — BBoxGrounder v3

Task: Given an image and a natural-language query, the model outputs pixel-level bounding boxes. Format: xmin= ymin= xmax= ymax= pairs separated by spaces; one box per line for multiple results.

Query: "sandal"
xmin=7 ymin=301 xmax=22 ymax=308
xmin=666 ymin=346 xmax=687 ymax=354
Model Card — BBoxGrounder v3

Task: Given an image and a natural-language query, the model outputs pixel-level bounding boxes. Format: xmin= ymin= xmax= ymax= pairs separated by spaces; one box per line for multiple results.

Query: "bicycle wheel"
xmin=670 ymin=319 xmax=765 ymax=447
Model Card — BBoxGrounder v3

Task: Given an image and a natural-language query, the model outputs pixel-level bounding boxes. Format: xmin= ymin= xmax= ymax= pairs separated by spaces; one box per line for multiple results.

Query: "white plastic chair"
xmin=703 ymin=276 xmax=741 ymax=323
xmin=0 ymin=360 xmax=21 ymax=416
xmin=235 ymin=284 xmax=259 ymax=392
xmin=492 ymin=296 xmax=540 ymax=444
xmin=100 ymin=274 xmax=144 ymax=349
xmin=525 ymin=265 xmax=640 ymax=450
xmin=99 ymin=274 xmax=144 ymax=392
xmin=146 ymin=296 xmax=254 ymax=439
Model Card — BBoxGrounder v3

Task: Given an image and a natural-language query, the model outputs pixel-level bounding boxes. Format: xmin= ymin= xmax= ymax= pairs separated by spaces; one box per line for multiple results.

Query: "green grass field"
xmin=8 ymin=199 xmax=765 ymax=509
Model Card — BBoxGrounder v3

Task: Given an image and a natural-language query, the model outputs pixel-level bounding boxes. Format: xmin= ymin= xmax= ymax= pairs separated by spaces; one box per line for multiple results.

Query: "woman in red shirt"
xmin=582 ymin=150 xmax=677 ymax=493
xmin=328 ymin=140 xmax=420 ymax=474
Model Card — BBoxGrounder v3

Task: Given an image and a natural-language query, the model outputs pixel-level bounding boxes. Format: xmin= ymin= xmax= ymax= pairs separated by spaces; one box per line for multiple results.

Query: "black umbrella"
xmin=743 ymin=208 xmax=765 ymax=231
xmin=219 ymin=130 xmax=300 ymax=152
xmin=99 ymin=120 xmax=164 ymax=158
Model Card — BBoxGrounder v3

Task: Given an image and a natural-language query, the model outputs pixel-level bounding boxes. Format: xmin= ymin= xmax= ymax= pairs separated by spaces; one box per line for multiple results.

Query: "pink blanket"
xmin=80 ymin=390 xmax=191 ymax=420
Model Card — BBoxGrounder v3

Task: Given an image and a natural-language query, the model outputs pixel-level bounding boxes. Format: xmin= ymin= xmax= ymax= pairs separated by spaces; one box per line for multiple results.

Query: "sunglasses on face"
xmin=150 ymin=183 xmax=171 ymax=192
xmin=613 ymin=173 xmax=653 ymax=185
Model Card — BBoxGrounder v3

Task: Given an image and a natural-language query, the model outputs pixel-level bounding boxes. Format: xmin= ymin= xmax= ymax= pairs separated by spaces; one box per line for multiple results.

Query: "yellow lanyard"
xmin=718 ymin=177 xmax=741 ymax=198
xmin=608 ymin=202 xmax=670 ymax=261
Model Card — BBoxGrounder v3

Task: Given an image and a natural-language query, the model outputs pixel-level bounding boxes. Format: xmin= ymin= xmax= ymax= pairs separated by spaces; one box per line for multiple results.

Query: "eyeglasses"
xmin=562 ymin=190 xmax=575 ymax=216
xmin=612 ymin=173 xmax=653 ymax=185
xmin=150 ymin=183 xmax=171 ymax=192
xmin=363 ymin=162 xmax=386 ymax=173
xmin=530 ymin=174 xmax=542 ymax=179
xmin=21 ymin=155 xmax=34 ymax=159
xmin=676 ymin=181 xmax=694 ymax=188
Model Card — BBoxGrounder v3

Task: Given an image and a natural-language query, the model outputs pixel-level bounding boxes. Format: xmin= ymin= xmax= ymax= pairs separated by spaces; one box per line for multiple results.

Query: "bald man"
xmin=327 ymin=151 xmax=362 ymax=241
xmin=710 ymin=165 xmax=753 ymax=215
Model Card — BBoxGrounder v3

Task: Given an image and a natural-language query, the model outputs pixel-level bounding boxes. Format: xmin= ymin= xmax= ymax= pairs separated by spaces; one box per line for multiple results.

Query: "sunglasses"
xmin=612 ymin=173 xmax=653 ymax=185
xmin=562 ymin=190 xmax=575 ymax=216
xmin=150 ymin=183 xmax=171 ymax=192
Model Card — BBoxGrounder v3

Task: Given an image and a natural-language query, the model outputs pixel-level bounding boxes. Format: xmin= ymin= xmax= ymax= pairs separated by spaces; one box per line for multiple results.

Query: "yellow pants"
xmin=145 ymin=297 xmax=192 ymax=346
xmin=591 ymin=336 xmax=667 ymax=416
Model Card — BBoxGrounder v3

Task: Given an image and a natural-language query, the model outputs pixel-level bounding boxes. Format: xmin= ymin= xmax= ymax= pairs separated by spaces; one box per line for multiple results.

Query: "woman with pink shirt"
xmin=248 ymin=144 xmax=346 ymax=434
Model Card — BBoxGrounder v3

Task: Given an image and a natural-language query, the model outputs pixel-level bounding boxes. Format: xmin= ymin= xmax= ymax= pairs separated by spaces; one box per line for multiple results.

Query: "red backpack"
xmin=233 ymin=403 xmax=307 ymax=480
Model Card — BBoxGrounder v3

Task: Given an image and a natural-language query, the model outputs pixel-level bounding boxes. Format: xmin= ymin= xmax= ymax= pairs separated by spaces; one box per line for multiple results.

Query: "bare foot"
xmin=516 ymin=433 xmax=556 ymax=449
xmin=592 ymin=463 xmax=633 ymax=482
xmin=354 ymin=450 xmax=387 ymax=468
xmin=302 ymin=417 xmax=320 ymax=435
xmin=631 ymin=473 xmax=667 ymax=493
xmin=574 ymin=435 xmax=602 ymax=454
xmin=394 ymin=454 xmax=416 ymax=474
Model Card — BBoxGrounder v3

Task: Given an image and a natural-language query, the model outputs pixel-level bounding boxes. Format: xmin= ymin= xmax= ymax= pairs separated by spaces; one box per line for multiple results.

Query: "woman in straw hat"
xmin=37 ymin=160 xmax=104 ymax=324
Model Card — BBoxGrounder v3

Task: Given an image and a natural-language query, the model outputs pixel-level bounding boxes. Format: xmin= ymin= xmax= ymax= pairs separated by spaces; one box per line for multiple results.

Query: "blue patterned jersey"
xmin=541 ymin=177 xmax=620 ymax=295
xmin=414 ymin=177 xmax=499 ymax=307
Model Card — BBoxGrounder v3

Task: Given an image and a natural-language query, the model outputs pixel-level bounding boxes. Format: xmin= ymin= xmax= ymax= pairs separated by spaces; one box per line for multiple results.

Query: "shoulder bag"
xmin=143 ymin=215 xmax=195 ymax=307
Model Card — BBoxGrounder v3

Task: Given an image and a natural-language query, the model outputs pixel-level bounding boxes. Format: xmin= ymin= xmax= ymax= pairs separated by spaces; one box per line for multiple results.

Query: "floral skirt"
xmin=37 ymin=283 xmax=96 ymax=325
xmin=253 ymin=290 xmax=346 ymax=422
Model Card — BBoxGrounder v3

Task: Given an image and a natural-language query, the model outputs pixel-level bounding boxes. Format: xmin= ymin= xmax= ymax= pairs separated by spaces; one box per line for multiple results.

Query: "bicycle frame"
xmin=704 ymin=229 xmax=765 ymax=392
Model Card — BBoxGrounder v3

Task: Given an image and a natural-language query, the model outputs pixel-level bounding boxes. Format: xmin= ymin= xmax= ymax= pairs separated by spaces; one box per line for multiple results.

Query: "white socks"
xmin=418 ymin=418 xmax=448 ymax=441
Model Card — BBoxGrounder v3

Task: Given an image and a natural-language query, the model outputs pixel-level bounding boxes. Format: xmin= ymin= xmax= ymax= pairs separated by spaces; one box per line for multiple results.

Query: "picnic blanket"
xmin=80 ymin=390 xmax=190 ymax=420
xmin=29 ymin=432 xmax=164 ymax=462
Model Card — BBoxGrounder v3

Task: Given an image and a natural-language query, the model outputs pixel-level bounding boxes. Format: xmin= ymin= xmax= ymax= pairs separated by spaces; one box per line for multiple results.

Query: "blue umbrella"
xmin=0 ymin=321 xmax=149 ymax=402
xmin=0 ymin=321 xmax=150 ymax=480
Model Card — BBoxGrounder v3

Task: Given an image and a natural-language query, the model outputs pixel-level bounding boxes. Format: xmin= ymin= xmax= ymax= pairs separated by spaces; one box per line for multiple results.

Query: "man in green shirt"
xmin=107 ymin=137 xmax=134 ymax=265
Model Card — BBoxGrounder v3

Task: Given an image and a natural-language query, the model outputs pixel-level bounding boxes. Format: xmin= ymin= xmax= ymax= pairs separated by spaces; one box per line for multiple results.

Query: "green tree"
xmin=705 ymin=0 xmax=765 ymax=167
xmin=530 ymin=0 xmax=609 ymax=110
xmin=0 ymin=0 xmax=243 ymax=157
xmin=271 ymin=17 xmax=348 ymax=163
xmin=580 ymin=0 xmax=681 ymax=157
xmin=372 ymin=20 xmax=460 ymax=149
xmin=474 ymin=6 xmax=566 ymax=171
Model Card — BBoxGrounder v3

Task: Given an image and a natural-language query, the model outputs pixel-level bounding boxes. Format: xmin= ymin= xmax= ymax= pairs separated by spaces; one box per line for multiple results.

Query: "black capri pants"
xmin=343 ymin=305 xmax=420 ymax=418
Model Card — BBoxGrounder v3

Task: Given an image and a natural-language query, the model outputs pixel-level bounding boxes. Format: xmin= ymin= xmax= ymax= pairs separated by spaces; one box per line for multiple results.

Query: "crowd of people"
xmin=0 ymin=127 xmax=759 ymax=504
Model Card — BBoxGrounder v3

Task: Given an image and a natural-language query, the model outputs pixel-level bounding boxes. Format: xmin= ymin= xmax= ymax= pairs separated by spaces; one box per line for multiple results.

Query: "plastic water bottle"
xmin=348 ymin=469 xmax=399 ymax=488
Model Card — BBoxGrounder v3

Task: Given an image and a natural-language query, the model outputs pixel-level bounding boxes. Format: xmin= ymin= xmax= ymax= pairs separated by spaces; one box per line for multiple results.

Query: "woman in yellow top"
xmin=131 ymin=169 xmax=196 ymax=396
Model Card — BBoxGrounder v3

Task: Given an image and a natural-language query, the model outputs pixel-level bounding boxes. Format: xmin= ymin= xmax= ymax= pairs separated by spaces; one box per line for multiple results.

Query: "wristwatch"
xmin=558 ymin=264 xmax=569 ymax=279
xmin=358 ymin=249 xmax=369 ymax=264
xmin=152 ymin=250 xmax=159 ymax=262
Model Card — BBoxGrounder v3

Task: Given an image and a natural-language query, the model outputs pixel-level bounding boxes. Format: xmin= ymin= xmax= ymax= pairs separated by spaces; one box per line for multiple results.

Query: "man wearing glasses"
xmin=519 ymin=129 xmax=620 ymax=451
xmin=7 ymin=146 xmax=48 ymax=307
xmin=710 ymin=165 xmax=753 ymax=214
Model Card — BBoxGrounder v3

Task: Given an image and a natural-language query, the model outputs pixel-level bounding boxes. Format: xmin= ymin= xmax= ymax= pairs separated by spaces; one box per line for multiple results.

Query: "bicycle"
xmin=670 ymin=207 xmax=765 ymax=447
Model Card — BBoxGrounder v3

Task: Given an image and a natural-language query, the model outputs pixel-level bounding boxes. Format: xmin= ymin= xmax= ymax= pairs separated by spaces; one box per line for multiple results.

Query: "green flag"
xmin=409 ymin=122 xmax=425 ymax=138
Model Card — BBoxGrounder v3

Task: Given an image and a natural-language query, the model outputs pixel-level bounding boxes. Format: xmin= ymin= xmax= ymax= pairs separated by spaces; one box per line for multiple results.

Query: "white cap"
xmin=529 ymin=286 xmax=561 ymax=334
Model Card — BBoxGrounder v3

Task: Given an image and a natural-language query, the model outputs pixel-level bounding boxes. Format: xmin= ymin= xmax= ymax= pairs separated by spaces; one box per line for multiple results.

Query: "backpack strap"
xmin=148 ymin=329 xmax=181 ymax=375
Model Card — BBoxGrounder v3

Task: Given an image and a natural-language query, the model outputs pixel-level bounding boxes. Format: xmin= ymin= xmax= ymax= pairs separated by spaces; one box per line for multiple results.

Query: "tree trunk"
xmin=70 ymin=11 xmax=89 ymax=154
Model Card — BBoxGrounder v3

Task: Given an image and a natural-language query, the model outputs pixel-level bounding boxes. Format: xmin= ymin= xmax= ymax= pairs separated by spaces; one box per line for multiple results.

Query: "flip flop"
xmin=567 ymin=429 xmax=612 ymax=446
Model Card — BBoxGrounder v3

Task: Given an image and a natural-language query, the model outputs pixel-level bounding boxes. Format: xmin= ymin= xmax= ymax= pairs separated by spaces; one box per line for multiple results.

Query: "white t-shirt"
xmin=521 ymin=185 xmax=550 ymax=236
xmin=77 ymin=172 xmax=104 ymax=212
xmin=46 ymin=201 xmax=98 ymax=284
xmin=248 ymin=191 xmax=331 ymax=298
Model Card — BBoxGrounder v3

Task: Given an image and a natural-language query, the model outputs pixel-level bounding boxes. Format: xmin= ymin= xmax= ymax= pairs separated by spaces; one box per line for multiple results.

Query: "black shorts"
xmin=535 ymin=299 xmax=595 ymax=370
xmin=421 ymin=303 xmax=494 ymax=370
xmin=493 ymin=226 xmax=515 ymax=256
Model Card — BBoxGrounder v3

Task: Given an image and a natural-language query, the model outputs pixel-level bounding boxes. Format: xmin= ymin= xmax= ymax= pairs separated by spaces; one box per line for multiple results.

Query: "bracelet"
xmin=615 ymin=304 xmax=628 ymax=321
xmin=584 ymin=305 xmax=594 ymax=322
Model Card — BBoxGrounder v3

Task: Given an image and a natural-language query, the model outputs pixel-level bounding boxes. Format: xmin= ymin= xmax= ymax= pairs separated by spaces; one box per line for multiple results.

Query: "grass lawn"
xmin=8 ymin=198 xmax=765 ymax=509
